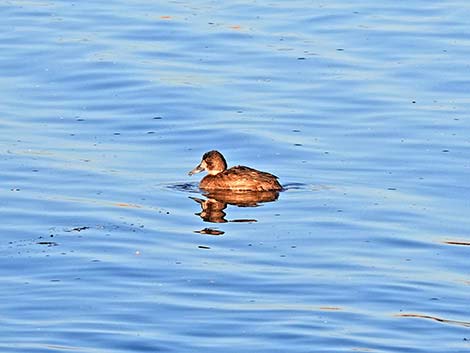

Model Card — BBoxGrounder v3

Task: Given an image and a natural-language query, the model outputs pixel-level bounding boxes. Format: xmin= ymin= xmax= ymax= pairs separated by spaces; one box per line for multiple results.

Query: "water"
xmin=1 ymin=1 xmax=469 ymax=352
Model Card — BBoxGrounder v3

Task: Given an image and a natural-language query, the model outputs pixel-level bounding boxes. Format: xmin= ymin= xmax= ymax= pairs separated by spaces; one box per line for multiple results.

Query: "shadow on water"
xmin=167 ymin=182 xmax=201 ymax=194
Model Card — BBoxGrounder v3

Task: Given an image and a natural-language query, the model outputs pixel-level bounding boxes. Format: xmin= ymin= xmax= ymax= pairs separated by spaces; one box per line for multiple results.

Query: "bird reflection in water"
xmin=191 ymin=189 xmax=280 ymax=234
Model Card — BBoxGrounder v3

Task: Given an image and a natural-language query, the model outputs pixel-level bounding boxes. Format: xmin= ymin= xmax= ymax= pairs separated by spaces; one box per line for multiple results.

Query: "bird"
xmin=188 ymin=150 xmax=282 ymax=191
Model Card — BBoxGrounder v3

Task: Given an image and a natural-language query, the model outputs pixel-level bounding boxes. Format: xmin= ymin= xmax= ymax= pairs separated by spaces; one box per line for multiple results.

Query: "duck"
xmin=188 ymin=150 xmax=282 ymax=191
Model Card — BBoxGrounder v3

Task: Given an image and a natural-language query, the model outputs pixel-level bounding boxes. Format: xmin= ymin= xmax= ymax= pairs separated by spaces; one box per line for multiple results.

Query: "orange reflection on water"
xmin=194 ymin=228 xmax=225 ymax=236
xmin=319 ymin=306 xmax=342 ymax=311
xmin=191 ymin=189 xmax=279 ymax=224
xmin=114 ymin=202 xmax=141 ymax=208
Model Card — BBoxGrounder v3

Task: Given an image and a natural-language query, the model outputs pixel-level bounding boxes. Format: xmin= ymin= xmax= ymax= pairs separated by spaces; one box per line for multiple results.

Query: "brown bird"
xmin=188 ymin=150 xmax=282 ymax=191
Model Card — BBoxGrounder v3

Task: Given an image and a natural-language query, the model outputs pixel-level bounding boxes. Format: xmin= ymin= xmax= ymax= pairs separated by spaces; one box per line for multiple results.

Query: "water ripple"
xmin=1 ymin=1 xmax=469 ymax=352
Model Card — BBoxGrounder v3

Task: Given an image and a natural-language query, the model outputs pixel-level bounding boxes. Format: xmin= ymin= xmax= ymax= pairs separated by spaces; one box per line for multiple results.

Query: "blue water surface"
xmin=1 ymin=1 xmax=469 ymax=352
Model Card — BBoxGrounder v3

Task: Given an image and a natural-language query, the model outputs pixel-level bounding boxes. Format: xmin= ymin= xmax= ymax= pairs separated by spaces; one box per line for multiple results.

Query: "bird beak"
xmin=188 ymin=162 xmax=205 ymax=176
